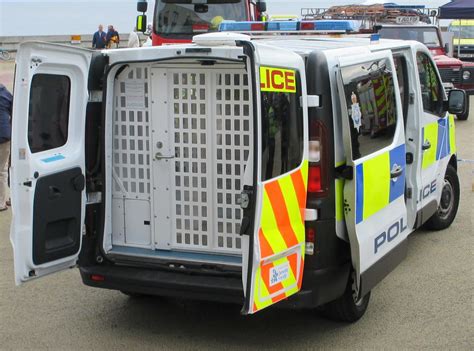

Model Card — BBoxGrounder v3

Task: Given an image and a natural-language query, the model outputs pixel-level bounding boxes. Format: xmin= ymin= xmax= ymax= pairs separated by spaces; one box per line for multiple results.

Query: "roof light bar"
xmin=219 ymin=20 xmax=355 ymax=33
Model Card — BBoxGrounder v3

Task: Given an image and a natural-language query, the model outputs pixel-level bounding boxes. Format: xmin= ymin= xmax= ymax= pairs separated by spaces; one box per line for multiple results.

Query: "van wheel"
xmin=322 ymin=271 xmax=370 ymax=323
xmin=424 ymin=165 xmax=460 ymax=230
xmin=456 ymin=96 xmax=469 ymax=120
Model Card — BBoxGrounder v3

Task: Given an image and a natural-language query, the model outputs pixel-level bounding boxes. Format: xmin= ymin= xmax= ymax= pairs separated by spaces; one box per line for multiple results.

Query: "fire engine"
xmin=136 ymin=0 xmax=267 ymax=46
xmin=10 ymin=21 xmax=466 ymax=322
xmin=302 ymin=4 xmax=473 ymax=120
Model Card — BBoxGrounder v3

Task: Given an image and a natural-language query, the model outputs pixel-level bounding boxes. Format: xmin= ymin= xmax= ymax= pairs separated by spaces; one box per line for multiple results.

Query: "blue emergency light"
xmin=219 ymin=20 xmax=355 ymax=33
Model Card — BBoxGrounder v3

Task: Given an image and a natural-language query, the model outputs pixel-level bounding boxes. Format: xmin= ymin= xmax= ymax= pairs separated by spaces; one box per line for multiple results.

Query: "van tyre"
xmin=321 ymin=271 xmax=370 ymax=323
xmin=424 ymin=165 xmax=460 ymax=230
xmin=456 ymin=96 xmax=469 ymax=120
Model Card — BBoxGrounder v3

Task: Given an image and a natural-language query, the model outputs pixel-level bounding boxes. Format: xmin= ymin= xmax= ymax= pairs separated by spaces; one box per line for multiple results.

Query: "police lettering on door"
xmin=374 ymin=217 xmax=408 ymax=254
xmin=260 ymin=67 xmax=296 ymax=93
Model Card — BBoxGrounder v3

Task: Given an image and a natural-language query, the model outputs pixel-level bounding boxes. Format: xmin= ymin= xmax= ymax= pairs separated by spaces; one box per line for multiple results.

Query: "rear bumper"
xmin=79 ymin=260 xmax=350 ymax=309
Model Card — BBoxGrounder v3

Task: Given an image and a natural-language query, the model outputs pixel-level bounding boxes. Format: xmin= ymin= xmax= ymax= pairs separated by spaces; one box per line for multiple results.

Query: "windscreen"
xmin=448 ymin=25 xmax=474 ymax=39
xmin=154 ymin=0 xmax=247 ymax=36
xmin=379 ymin=27 xmax=441 ymax=48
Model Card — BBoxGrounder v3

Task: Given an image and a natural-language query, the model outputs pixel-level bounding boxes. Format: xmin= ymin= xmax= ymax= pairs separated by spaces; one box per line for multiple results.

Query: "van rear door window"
xmin=28 ymin=74 xmax=71 ymax=153
xmin=260 ymin=70 xmax=303 ymax=181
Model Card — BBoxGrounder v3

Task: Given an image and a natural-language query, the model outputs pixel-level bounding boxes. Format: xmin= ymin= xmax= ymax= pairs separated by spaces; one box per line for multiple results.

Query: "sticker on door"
xmin=269 ymin=261 xmax=290 ymax=286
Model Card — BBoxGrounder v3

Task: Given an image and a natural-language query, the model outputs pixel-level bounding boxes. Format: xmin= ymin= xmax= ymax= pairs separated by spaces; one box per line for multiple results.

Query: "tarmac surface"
xmin=0 ymin=60 xmax=473 ymax=350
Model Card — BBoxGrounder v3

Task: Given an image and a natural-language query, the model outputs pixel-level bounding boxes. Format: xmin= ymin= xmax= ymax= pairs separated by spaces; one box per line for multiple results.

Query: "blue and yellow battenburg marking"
xmin=355 ymin=144 xmax=406 ymax=224
xmin=422 ymin=115 xmax=456 ymax=170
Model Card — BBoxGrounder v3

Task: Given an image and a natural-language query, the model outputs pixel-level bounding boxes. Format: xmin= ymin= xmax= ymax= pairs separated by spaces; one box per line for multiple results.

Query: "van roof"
xmin=254 ymin=36 xmax=415 ymax=55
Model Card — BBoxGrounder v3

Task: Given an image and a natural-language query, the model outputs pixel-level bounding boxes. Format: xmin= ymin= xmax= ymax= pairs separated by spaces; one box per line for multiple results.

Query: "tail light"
xmin=308 ymin=120 xmax=329 ymax=197
xmin=305 ymin=227 xmax=315 ymax=255
xmin=90 ymin=274 xmax=105 ymax=282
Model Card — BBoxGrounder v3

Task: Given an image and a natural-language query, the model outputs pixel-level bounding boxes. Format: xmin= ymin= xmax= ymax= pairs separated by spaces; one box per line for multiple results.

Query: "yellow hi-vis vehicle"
xmin=449 ymin=20 xmax=474 ymax=61
xmin=10 ymin=21 xmax=467 ymax=322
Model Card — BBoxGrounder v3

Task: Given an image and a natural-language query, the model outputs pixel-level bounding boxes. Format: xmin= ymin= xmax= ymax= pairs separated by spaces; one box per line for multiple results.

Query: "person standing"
xmin=128 ymin=27 xmax=140 ymax=48
xmin=106 ymin=25 xmax=120 ymax=49
xmin=0 ymin=84 xmax=12 ymax=211
xmin=92 ymin=24 xmax=107 ymax=49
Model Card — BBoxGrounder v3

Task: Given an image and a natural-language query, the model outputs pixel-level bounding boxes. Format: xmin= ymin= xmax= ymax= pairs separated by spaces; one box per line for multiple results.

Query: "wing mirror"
xmin=257 ymin=1 xmax=267 ymax=13
xmin=444 ymin=42 xmax=450 ymax=55
xmin=137 ymin=1 xmax=148 ymax=13
xmin=446 ymin=89 xmax=467 ymax=115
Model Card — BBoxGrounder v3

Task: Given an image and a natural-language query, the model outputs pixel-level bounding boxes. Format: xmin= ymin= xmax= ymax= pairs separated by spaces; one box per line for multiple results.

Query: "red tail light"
xmin=90 ymin=274 xmax=105 ymax=282
xmin=251 ymin=23 xmax=266 ymax=31
xmin=306 ymin=227 xmax=315 ymax=243
xmin=300 ymin=22 xmax=315 ymax=31
xmin=305 ymin=227 xmax=315 ymax=255
xmin=308 ymin=165 xmax=322 ymax=192
xmin=308 ymin=120 xmax=328 ymax=197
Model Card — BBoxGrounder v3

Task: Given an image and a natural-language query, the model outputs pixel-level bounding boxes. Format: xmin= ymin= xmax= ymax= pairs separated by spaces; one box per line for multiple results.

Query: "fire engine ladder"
xmin=301 ymin=5 xmax=440 ymax=29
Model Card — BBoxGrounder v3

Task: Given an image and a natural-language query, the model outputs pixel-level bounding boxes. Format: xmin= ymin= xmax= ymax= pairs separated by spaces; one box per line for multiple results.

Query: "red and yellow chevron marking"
xmin=251 ymin=161 xmax=308 ymax=313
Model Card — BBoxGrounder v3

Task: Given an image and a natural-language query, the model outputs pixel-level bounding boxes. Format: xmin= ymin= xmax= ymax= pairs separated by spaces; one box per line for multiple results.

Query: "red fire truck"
xmin=136 ymin=0 xmax=267 ymax=46
xmin=302 ymin=4 xmax=473 ymax=120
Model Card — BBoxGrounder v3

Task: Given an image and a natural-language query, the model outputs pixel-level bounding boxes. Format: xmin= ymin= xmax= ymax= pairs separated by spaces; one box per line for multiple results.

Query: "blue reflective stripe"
xmin=41 ymin=155 xmax=65 ymax=163
xmin=437 ymin=118 xmax=450 ymax=160
xmin=356 ymin=164 xmax=364 ymax=224
xmin=389 ymin=144 xmax=406 ymax=203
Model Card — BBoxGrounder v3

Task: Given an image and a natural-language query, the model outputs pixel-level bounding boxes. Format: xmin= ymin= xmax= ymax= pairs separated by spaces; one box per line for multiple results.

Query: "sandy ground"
xmin=0 ymin=58 xmax=473 ymax=350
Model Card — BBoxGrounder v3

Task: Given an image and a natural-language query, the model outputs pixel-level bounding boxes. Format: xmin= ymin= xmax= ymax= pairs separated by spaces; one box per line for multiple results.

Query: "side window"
xmin=261 ymin=69 xmax=303 ymax=180
xmin=393 ymin=55 xmax=409 ymax=128
xmin=416 ymin=52 xmax=443 ymax=116
xmin=341 ymin=58 xmax=398 ymax=160
xmin=28 ymin=74 xmax=71 ymax=153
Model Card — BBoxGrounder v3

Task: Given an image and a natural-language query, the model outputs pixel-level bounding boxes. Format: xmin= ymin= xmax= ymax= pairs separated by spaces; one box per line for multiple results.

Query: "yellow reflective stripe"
xmin=449 ymin=114 xmax=457 ymax=154
xmin=453 ymin=38 xmax=474 ymax=45
xmin=260 ymin=190 xmax=288 ymax=254
xmin=363 ymin=152 xmax=390 ymax=220
xmin=301 ymin=160 xmax=309 ymax=190
xmin=254 ymin=267 xmax=272 ymax=311
xmin=278 ymin=176 xmax=305 ymax=243
xmin=422 ymin=122 xmax=439 ymax=169
xmin=335 ymin=178 xmax=344 ymax=221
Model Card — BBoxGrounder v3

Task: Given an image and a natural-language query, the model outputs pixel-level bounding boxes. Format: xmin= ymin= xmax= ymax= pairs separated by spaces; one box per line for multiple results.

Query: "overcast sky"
xmin=0 ymin=0 xmax=452 ymax=36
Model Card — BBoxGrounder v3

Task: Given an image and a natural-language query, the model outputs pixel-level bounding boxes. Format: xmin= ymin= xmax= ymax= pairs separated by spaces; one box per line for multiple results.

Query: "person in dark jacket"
xmin=106 ymin=25 xmax=120 ymax=49
xmin=92 ymin=24 xmax=107 ymax=49
xmin=0 ymin=84 xmax=12 ymax=211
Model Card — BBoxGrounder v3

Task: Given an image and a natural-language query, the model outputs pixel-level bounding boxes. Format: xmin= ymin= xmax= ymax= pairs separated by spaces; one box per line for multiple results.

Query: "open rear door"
xmin=10 ymin=42 xmax=92 ymax=284
xmin=241 ymin=45 xmax=308 ymax=314
xmin=336 ymin=50 xmax=409 ymax=299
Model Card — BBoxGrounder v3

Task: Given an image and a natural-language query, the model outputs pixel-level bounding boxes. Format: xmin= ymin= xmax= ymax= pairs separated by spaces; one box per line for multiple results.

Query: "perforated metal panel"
xmin=165 ymin=69 xmax=252 ymax=254
xmin=112 ymin=66 xmax=152 ymax=247
xmin=213 ymin=72 xmax=252 ymax=252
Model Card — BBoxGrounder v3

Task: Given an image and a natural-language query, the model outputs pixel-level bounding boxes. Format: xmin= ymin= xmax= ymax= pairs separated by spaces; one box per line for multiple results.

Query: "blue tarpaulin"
xmin=439 ymin=0 xmax=474 ymax=19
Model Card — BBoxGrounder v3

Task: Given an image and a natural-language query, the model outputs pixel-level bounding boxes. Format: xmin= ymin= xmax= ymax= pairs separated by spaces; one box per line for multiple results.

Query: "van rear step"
xmin=80 ymin=264 xmax=244 ymax=304
xmin=108 ymin=245 xmax=242 ymax=268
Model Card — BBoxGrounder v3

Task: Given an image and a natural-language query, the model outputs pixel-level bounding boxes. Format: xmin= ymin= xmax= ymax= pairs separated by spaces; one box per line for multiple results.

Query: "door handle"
xmin=154 ymin=152 xmax=175 ymax=160
xmin=422 ymin=140 xmax=431 ymax=151
xmin=390 ymin=165 xmax=403 ymax=179
xmin=48 ymin=186 xmax=62 ymax=199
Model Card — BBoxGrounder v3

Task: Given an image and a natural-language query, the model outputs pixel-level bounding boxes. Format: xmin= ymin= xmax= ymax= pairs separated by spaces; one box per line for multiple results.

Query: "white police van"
xmin=10 ymin=21 xmax=466 ymax=321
